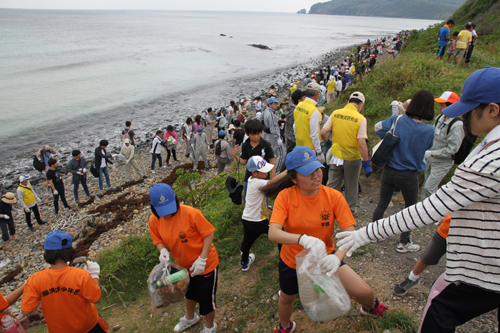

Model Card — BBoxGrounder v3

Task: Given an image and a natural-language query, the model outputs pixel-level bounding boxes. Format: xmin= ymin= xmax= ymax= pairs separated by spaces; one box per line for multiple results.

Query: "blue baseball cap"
xmin=285 ymin=146 xmax=324 ymax=176
xmin=443 ymin=66 xmax=500 ymax=118
xmin=268 ymin=97 xmax=278 ymax=105
xmin=247 ymin=156 xmax=274 ymax=173
xmin=149 ymin=183 xmax=177 ymax=217
xmin=219 ymin=130 xmax=226 ymax=136
xmin=44 ymin=230 xmax=73 ymax=250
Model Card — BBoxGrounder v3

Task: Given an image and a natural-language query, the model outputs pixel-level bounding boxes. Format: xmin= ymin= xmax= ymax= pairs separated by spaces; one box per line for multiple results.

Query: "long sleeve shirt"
xmin=120 ymin=145 xmax=136 ymax=161
xmin=150 ymin=136 xmax=162 ymax=154
xmin=193 ymin=133 xmax=209 ymax=152
xmin=68 ymin=156 xmax=87 ymax=181
xmin=430 ymin=116 xmax=465 ymax=160
xmin=362 ymin=125 xmax=500 ymax=292
xmin=261 ymin=107 xmax=281 ymax=143
xmin=16 ymin=182 xmax=38 ymax=209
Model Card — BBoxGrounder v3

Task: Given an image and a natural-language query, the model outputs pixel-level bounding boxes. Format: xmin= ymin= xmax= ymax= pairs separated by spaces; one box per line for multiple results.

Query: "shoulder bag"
xmin=371 ymin=115 xmax=402 ymax=167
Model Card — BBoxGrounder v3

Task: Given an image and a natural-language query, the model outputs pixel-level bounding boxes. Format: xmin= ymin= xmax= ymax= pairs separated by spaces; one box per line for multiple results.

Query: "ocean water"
xmin=0 ymin=9 xmax=438 ymax=177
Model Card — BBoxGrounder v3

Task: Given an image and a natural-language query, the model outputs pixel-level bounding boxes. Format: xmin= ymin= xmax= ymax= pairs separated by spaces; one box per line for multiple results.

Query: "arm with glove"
xmin=190 ymin=231 xmax=214 ymax=277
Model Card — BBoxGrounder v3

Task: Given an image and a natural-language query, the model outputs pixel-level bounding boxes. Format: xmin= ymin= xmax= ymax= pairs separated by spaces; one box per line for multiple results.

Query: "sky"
xmin=0 ymin=0 xmax=320 ymax=13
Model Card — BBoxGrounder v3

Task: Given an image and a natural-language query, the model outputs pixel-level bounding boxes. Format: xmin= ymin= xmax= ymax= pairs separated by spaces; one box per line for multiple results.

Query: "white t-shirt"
xmin=336 ymin=80 xmax=343 ymax=92
xmin=242 ymin=177 xmax=269 ymax=222
xmin=100 ymin=149 xmax=106 ymax=168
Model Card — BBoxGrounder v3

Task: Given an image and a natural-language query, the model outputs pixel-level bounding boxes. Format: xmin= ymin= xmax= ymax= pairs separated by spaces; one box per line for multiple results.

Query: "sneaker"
xmin=99 ymin=190 xmax=104 ymax=196
xmin=173 ymin=314 xmax=200 ymax=332
xmin=274 ymin=321 xmax=296 ymax=333
xmin=38 ymin=220 xmax=47 ymax=225
xmin=393 ymin=277 xmax=420 ymax=295
xmin=241 ymin=253 xmax=255 ymax=272
xmin=29 ymin=226 xmax=34 ymax=232
xmin=109 ymin=186 xmax=116 ymax=190
xmin=75 ymin=199 xmax=80 ymax=204
xmin=396 ymin=242 xmax=420 ymax=253
xmin=360 ymin=298 xmax=389 ymax=317
xmin=200 ymin=322 xmax=217 ymax=333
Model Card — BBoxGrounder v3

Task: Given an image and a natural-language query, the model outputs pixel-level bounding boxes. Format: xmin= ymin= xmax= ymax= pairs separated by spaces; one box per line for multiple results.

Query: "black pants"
xmin=151 ymin=153 xmax=162 ymax=170
xmin=24 ymin=204 xmax=42 ymax=228
xmin=167 ymin=149 xmax=177 ymax=164
xmin=372 ymin=165 xmax=419 ymax=244
xmin=0 ymin=220 xmax=15 ymax=242
xmin=240 ymin=219 xmax=269 ymax=265
xmin=420 ymin=273 xmax=500 ymax=332
xmin=87 ymin=319 xmax=107 ymax=333
xmin=53 ymin=186 xmax=70 ymax=214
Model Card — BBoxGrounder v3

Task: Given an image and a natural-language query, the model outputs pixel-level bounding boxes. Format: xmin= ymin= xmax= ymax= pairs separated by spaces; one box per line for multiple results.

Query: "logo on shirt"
xmin=261 ymin=148 xmax=266 ymax=158
xmin=320 ymin=209 xmax=331 ymax=227
xmin=179 ymin=231 xmax=188 ymax=243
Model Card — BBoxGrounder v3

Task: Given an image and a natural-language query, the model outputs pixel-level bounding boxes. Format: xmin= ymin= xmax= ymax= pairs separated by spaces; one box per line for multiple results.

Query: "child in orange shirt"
xmin=0 ymin=285 xmax=25 ymax=319
xmin=264 ymin=146 xmax=388 ymax=333
xmin=21 ymin=230 xmax=108 ymax=333
xmin=149 ymin=183 xmax=219 ymax=333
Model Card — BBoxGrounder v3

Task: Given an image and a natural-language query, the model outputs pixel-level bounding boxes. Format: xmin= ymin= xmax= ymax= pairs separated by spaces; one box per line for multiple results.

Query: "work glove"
xmin=425 ymin=150 xmax=432 ymax=159
xmin=277 ymin=138 xmax=283 ymax=146
xmin=361 ymin=160 xmax=372 ymax=178
xmin=317 ymin=152 xmax=326 ymax=164
xmin=336 ymin=227 xmax=372 ymax=257
xmin=189 ymin=256 xmax=207 ymax=277
xmin=82 ymin=168 xmax=87 ymax=173
xmin=125 ymin=160 xmax=129 ymax=165
xmin=298 ymin=235 xmax=327 ymax=256
xmin=0 ymin=214 xmax=9 ymax=219
xmin=323 ymin=140 xmax=332 ymax=151
xmin=319 ymin=254 xmax=341 ymax=277
xmin=53 ymin=190 xmax=59 ymax=196
xmin=159 ymin=248 xmax=170 ymax=264
xmin=85 ymin=261 xmax=100 ymax=279
xmin=35 ymin=196 xmax=41 ymax=202
xmin=24 ymin=207 xmax=30 ymax=213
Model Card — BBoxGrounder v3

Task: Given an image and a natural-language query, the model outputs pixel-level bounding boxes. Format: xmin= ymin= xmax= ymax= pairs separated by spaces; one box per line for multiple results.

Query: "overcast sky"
xmin=0 ymin=0 xmax=319 ymax=13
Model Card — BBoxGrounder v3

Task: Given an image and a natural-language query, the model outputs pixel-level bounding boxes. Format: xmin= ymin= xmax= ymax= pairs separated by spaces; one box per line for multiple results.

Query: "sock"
xmin=409 ymin=271 xmax=419 ymax=282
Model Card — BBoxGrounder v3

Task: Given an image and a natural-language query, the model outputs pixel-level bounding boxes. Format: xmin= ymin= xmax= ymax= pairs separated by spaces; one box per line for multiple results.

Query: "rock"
xmin=248 ymin=44 xmax=272 ymax=50
xmin=133 ymin=210 xmax=139 ymax=214
xmin=112 ymin=324 xmax=121 ymax=331
xmin=220 ymin=34 xmax=226 ymax=36
xmin=73 ymin=256 xmax=87 ymax=264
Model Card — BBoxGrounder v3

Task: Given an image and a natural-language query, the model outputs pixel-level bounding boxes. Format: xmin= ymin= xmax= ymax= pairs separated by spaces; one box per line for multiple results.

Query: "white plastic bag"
xmin=296 ymin=249 xmax=351 ymax=321
xmin=147 ymin=261 xmax=190 ymax=316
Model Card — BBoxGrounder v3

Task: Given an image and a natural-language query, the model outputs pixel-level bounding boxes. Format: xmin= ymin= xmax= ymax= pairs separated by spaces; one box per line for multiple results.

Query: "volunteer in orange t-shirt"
xmin=21 ymin=230 xmax=109 ymax=333
xmin=264 ymin=146 xmax=388 ymax=333
xmin=393 ymin=214 xmax=451 ymax=295
xmin=148 ymin=183 xmax=219 ymax=333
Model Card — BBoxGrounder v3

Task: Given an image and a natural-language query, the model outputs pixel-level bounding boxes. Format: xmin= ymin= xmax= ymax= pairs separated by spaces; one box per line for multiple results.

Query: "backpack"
xmin=435 ymin=115 xmax=478 ymax=165
xmin=215 ymin=140 xmax=222 ymax=156
xmin=33 ymin=155 xmax=45 ymax=172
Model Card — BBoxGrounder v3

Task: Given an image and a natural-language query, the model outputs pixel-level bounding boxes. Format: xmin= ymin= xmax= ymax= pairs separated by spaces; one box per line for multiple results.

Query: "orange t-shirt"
xmin=437 ymin=214 xmax=451 ymax=239
xmin=149 ymin=205 xmax=219 ymax=275
xmin=21 ymin=266 xmax=108 ymax=333
xmin=270 ymin=185 xmax=356 ymax=269
xmin=0 ymin=293 xmax=11 ymax=320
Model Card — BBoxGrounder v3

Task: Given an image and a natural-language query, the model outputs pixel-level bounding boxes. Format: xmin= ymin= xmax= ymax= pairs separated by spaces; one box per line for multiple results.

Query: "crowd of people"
xmin=436 ymin=19 xmax=478 ymax=68
xmin=0 ymin=30 xmax=497 ymax=333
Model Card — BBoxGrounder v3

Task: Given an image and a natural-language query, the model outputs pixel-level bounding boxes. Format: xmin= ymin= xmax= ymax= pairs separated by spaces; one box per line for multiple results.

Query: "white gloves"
xmin=53 ymin=190 xmax=59 ymax=196
xmin=317 ymin=152 xmax=326 ymax=164
xmin=299 ymin=235 xmax=327 ymax=255
xmin=125 ymin=160 xmax=129 ymax=165
xmin=336 ymin=227 xmax=372 ymax=257
xmin=319 ymin=254 xmax=341 ymax=277
xmin=277 ymin=138 xmax=283 ymax=146
xmin=159 ymin=248 xmax=170 ymax=264
xmin=0 ymin=214 xmax=9 ymax=219
xmin=425 ymin=150 xmax=432 ymax=159
xmin=82 ymin=168 xmax=87 ymax=173
xmin=24 ymin=207 xmax=30 ymax=213
xmin=85 ymin=261 xmax=100 ymax=279
xmin=190 ymin=256 xmax=207 ymax=277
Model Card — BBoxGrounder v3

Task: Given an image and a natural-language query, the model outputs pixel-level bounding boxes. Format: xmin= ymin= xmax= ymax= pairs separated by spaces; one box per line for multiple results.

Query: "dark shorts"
xmin=185 ymin=267 xmax=218 ymax=316
xmin=279 ymin=251 xmax=346 ymax=296
xmin=437 ymin=45 xmax=446 ymax=57
xmin=420 ymin=231 xmax=447 ymax=266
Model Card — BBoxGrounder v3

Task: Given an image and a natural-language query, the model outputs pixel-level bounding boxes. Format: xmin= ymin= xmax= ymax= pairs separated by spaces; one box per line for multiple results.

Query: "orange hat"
xmin=434 ymin=91 xmax=460 ymax=104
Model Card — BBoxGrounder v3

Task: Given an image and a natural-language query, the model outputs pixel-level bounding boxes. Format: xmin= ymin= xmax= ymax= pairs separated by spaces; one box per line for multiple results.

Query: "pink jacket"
xmin=163 ymin=131 xmax=178 ymax=143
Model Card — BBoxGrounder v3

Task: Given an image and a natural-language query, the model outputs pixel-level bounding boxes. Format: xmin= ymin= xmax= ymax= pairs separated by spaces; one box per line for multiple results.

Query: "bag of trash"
xmin=147 ymin=261 xmax=190 ymax=316
xmin=296 ymin=249 xmax=351 ymax=321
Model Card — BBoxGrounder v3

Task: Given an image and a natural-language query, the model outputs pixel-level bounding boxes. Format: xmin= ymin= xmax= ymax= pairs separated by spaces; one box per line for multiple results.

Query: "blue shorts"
xmin=437 ymin=45 xmax=446 ymax=57
xmin=279 ymin=251 xmax=346 ymax=296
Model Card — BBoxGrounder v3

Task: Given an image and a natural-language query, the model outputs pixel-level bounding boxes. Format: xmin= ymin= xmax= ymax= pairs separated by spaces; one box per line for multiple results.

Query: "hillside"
xmin=309 ymin=0 xmax=467 ymax=19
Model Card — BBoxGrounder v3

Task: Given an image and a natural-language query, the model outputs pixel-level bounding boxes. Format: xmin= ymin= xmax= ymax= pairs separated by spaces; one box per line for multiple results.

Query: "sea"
xmin=0 ymin=9 xmax=439 ymax=183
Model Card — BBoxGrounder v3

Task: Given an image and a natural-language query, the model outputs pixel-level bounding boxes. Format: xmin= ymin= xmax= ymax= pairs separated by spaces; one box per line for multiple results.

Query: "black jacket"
xmin=94 ymin=147 xmax=113 ymax=168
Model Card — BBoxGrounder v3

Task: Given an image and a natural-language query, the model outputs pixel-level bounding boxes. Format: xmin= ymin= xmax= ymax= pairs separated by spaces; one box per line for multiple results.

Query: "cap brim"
xmin=295 ymin=160 xmax=324 ymax=176
xmin=155 ymin=200 xmax=178 ymax=217
xmin=257 ymin=163 xmax=274 ymax=173
xmin=442 ymin=100 xmax=480 ymax=118
xmin=434 ymin=98 xmax=447 ymax=103
xmin=1 ymin=198 xmax=17 ymax=204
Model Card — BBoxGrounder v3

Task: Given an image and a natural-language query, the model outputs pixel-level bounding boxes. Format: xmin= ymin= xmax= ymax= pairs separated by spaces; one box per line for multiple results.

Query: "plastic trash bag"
xmin=147 ymin=261 xmax=190 ymax=316
xmin=296 ymin=249 xmax=351 ymax=321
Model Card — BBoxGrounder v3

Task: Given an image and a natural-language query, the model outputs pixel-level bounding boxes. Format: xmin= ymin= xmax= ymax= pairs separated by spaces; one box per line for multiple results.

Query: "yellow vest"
xmin=18 ymin=183 xmax=35 ymax=206
xmin=330 ymin=104 xmax=364 ymax=160
xmin=327 ymin=80 xmax=336 ymax=92
xmin=290 ymin=86 xmax=297 ymax=96
xmin=294 ymin=99 xmax=320 ymax=150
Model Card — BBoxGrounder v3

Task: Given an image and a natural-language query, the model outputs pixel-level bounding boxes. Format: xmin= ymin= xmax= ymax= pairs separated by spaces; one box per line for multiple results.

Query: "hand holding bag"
xmin=371 ymin=115 xmax=402 ymax=167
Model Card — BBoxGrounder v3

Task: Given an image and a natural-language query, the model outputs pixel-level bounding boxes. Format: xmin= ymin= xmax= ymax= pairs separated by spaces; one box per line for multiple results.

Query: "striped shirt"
xmin=364 ymin=130 xmax=500 ymax=293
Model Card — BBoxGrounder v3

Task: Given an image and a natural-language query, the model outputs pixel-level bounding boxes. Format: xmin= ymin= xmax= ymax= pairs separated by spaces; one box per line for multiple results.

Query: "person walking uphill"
xmin=17 ymin=175 xmax=46 ymax=231
xmin=68 ymin=150 xmax=94 ymax=204
xmin=294 ymin=82 xmax=326 ymax=165
xmin=149 ymin=183 xmax=219 ymax=333
xmin=21 ymin=230 xmax=109 ymax=333
xmin=119 ymin=139 xmax=144 ymax=180
xmin=263 ymin=147 xmax=388 ymax=333
xmin=94 ymin=140 xmax=115 ymax=195
xmin=262 ymin=97 xmax=285 ymax=174
xmin=320 ymin=92 xmax=372 ymax=214
xmin=335 ymin=66 xmax=500 ymax=333
xmin=150 ymin=130 xmax=163 ymax=174
xmin=193 ymin=128 xmax=210 ymax=172
xmin=46 ymin=158 xmax=71 ymax=215
xmin=0 ymin=193 xmax=17 ymax=250
xmin=213 ymin=131 xmax=233 ymax=175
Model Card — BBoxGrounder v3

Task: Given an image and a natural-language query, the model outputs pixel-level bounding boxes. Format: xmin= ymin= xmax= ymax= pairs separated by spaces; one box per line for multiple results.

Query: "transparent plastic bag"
xmin=296 ymin=249 xmax=351 ymax=321
xmin=147 ymin=261 xmax=190 ymax=316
